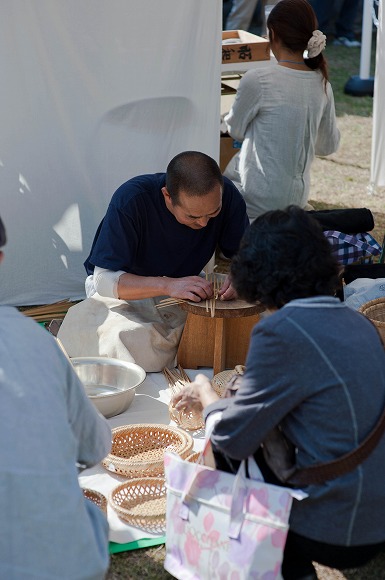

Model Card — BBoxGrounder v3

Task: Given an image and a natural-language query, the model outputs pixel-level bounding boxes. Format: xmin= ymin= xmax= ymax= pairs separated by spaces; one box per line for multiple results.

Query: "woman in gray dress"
xmin=224 ymin=0 xmax=340 ymax=220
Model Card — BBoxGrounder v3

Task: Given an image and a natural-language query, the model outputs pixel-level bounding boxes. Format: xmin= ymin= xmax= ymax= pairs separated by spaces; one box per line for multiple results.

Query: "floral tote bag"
xmin=164 ymin=451 xmax=305 ymax=580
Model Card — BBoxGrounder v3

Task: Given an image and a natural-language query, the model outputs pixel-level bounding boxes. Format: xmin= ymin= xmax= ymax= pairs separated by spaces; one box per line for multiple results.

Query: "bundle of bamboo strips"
xmin=205 ymin=272 xmax=221 ymax=318
xmin=19 ymin=300 xmax=75 ymax=322
xmin=163 ymin=364 xmax=191 ymax=395
xmin=156 ymin=270 xmax=221 ymax=316
xmin=155 ymin=297 xmax=186 ymax=310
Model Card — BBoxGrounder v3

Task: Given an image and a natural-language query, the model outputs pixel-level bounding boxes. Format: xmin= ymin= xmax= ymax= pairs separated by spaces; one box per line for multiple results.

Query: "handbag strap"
xmin=288 ymin=404 xmax=385 ymax=486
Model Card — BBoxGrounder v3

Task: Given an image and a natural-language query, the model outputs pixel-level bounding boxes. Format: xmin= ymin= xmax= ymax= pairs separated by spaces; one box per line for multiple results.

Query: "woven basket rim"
xmin=359 ymin=297 xmax=385 ymax=312
xmin=359 ymin=297 xmax=385 ymax=327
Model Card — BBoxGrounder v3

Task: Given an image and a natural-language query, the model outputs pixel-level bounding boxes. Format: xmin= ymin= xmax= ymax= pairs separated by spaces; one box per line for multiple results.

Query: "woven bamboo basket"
xmin=82 ymin=488 xmax=107 ymax=514
xmin=211 ymin=364 xmax=246 ymax=397
xmin=109 ymin=477 xmax=166 ymax=533
xmin=163 ymin=365 xmax=205 ymax=431
xmin=102 ymin=424 xmax=194 ymax=477
xmin=359 ymin=297 xmax=385 ymax=343
xmin=168 ymin=403 xmax=205 ymax=431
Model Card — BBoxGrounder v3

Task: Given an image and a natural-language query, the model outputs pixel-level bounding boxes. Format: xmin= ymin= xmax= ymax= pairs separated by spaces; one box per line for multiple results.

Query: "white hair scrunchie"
xmin=307 ymin=29 xmax=327 ymax=58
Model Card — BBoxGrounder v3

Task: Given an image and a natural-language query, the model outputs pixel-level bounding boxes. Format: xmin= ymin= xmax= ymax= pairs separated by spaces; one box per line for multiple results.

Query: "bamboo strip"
xmin=20 ymin=300 xmax=74 ymax=321
xmin=162 ymin=365 xmax=191 ymax=396
xmin=155 ymin=299 xmax=185 ymax=309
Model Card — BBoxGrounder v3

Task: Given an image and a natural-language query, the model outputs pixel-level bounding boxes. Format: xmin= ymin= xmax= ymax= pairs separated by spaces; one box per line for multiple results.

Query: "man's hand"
xmin=165 ymin=276 xmax=213 ymax=302
xmin=218 ymin=274 xmax=238 ymax=301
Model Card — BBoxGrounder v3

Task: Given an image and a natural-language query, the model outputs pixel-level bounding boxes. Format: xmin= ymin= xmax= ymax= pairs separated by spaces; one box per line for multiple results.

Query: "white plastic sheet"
xmin=0 ymin=0 xmax=222 ymax=305
xmin=371 ymin=0 xmax=385 ymax=190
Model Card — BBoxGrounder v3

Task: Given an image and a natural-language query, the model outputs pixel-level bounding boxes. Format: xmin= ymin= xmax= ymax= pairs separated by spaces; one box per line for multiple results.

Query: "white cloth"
xmin=57 ymin=294 xmax=187 ymax=372
xmin=0 ymin=0 xmax=222 ymax=306
xmin=0 ymin=306 xmax=111 ymax=579
xmin=224 ymin=63 xmax=340 ymax=219
xmin=344 ymin=278 xmax=385 ymax=310
xmin=86 ymin=267 xmax=125 ymax=299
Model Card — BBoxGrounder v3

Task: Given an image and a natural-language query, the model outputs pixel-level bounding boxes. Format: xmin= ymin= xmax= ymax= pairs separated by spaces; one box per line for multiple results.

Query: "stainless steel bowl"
xmin=72 ymin=357 xmax=146 ymax=418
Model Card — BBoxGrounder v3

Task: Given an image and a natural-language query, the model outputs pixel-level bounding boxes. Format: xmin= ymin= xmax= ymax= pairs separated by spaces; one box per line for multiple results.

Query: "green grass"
xmin=325 ymin=39 xmax=376 ymax=117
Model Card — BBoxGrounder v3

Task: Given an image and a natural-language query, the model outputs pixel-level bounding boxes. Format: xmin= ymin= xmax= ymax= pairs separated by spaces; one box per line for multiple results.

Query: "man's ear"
xmin=161 ymin=187 xmax=172 ymax=204
xmin=0 ymin=251 xmax=4 ymax=264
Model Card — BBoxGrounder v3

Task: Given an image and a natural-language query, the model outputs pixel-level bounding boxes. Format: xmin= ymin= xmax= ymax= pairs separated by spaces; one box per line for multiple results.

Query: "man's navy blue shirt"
xmin=84 ymin=173 xmax=248 ymax=278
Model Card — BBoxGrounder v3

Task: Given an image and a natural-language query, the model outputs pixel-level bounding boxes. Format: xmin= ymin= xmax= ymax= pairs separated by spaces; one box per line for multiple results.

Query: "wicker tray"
xmin=82 ymin=488 xmax=107 ymax=514
xmin=102 ymin=424 xmax=194 ymax=477
xmin=211 ymin=364 xmax=246 ymax=397
xmin=359 ymin=297 xmax=385 ymax=343
xmin=109 ymin=477 xmax=166 ymax=534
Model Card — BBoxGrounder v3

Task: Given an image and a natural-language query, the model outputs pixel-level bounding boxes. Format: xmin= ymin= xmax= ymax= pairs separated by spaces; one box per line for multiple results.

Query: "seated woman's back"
xmin=224 ymin=0 xmax=340 ymax=221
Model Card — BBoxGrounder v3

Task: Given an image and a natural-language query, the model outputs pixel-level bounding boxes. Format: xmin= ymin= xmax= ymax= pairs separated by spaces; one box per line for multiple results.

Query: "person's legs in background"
xmin=225 ymin=0 xmax=260 ymax=31
xmin=309 ymin=0 xmax=362 ymax=47
xmin=223 ymin=0 xmax=233 ymax=26
xmin=308 ymin=0 xmax=334 ymax=32
xmin=249 ymin=0 xmax=269 ymax=36
xmin=333 ymin=0 xmax=362 ymax=46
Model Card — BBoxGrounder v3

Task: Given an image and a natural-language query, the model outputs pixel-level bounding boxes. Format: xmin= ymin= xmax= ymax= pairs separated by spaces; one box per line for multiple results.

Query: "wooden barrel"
xmin=177 ymin=298 xmax=265 ymax=375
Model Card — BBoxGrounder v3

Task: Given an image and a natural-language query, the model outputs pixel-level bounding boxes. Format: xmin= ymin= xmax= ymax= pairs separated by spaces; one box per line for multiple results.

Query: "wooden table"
xmin=177 ymin=298 xmax=265 ymax=376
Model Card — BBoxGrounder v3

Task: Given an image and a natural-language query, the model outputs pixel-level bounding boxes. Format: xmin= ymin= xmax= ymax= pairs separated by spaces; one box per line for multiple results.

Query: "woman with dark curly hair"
xmin=174 ymin=207 xmax=385 ymax=579
xmin=231 ymin=204 xmax=340 ymax=308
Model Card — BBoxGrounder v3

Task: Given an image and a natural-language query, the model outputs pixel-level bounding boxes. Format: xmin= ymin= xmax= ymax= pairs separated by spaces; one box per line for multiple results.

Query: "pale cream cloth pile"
xmin=57 ymin=293 xmax=187 ymax=372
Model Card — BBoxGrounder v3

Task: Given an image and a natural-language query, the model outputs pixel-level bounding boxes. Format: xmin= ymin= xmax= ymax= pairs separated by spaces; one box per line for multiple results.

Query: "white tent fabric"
xmin=0 ymin=0 xmax=222 ymax=306
xmin=371 ymin=0 xmax=385 ymax=190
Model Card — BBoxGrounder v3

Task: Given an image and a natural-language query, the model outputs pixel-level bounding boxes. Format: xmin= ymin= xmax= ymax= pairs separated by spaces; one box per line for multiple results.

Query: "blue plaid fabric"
xmin=324 ymin=230 xmax=382 ymax=265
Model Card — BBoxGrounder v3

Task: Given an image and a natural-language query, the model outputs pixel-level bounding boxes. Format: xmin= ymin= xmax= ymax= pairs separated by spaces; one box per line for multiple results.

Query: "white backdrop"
xmin=0 ymin=1 xmax=222 ymax=305
xmin=371 ymin=0 xmax=384 ymax=190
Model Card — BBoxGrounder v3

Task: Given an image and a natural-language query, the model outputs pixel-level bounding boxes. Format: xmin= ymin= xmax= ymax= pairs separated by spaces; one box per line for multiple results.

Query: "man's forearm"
xmin=117 ymin=272 xmax=170 ymax=300
xmin=117 ymin=272 xmax=213 ymax=301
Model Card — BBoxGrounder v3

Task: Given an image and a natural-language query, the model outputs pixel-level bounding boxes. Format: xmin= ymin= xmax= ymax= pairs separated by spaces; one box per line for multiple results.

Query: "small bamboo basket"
xmin=164 ymin=366 xmax=205 ymax=431
xmin=82 ymin=488 xmax=108 ymax=515
xmin=102 ymin=424 xmax=194 ymax=477
xmin=211 ymin=364 xmax=246 ymax=397
xmin=359 ymin=297 xmax=385 ymax=343
xmin=109 ymin=477 xmax=166 ymax=533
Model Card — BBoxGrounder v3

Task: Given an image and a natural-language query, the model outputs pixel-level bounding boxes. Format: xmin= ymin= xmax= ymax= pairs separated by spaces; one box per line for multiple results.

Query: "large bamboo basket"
xmin=102 ymin=424 xmax=193 ymax=477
